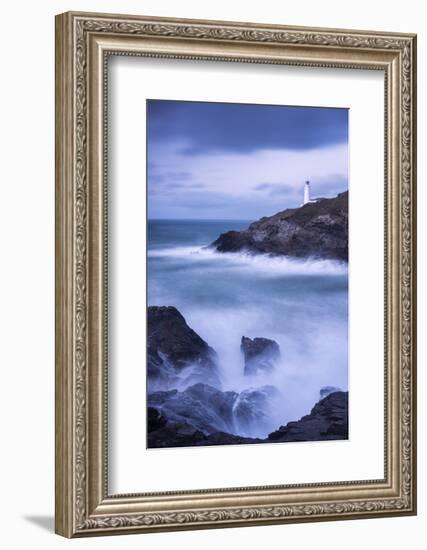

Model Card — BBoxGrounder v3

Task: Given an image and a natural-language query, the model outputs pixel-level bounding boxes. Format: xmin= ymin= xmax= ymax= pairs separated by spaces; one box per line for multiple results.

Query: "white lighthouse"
xmin=303 ymin=180 xmax=311 ymax=205
xmin=302 ymin=180 xmax=319 ymax=206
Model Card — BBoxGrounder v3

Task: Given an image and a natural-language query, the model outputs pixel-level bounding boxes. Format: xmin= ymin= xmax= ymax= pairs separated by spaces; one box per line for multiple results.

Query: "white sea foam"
xmin=148 ymin=232 xmax=348 ymax=439
xmin=185 ymin=305 xmax=348 ymax=435
xmin=148 ymin=245 xmax=348 ymax=277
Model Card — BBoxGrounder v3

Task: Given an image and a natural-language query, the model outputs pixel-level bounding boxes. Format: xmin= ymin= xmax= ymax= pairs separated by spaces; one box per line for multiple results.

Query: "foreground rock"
xmin=148 ymin=306 xmax=220 ymax=391
xmin=148 ymin=383 xmax=238 ymax=435
xmin=241 ymin=336 xmax=280 ymax=375
xmin=147 ymin=414 xmax=263 ymax=448
xmin=148 ymin=382 xmax=279 ymax=440
xmin=268 ymin=391 xmax=348 ymax=442
xmin=147 ymin=389 xmax=348 ymax=448
xmin=147 ymin=386 xmax=264 ymax=448
xmin=147 ymin=407 xmax=167 ymax=432
xmin=211 ymin=191 xmax=348 ymax=261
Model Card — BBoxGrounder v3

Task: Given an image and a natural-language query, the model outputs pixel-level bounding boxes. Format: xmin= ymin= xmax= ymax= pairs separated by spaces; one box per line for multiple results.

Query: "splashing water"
xmin=148 ymin=219 xmax=348 ymax=438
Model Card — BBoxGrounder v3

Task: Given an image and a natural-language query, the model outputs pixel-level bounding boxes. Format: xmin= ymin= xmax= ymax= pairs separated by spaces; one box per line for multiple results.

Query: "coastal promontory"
xmin=211 ymin=191 xmax=348 ymax=261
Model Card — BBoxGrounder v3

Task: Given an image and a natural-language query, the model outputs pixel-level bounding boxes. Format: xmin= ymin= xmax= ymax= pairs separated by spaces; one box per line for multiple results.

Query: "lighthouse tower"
xmin=303 ymin=180 xmax=311 ymax=205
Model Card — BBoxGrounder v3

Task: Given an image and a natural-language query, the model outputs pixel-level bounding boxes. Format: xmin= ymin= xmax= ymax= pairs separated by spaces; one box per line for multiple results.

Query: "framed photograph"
xmin=55 ymin=11 xmax=417 ymax=537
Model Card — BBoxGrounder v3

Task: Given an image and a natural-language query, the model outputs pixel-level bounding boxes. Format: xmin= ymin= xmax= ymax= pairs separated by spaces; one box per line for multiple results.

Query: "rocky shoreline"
xmin=148 ymin=388 xmax=348 ymax=448
xmin=211 ymin=191 xmax=348 ymax=261
xmin=147 ymin=305 xmax=348 ymax=448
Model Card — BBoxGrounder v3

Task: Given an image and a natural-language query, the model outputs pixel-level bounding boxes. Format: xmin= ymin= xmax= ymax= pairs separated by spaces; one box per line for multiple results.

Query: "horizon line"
xmin=148 ymin=217 xmax=255 ymax=221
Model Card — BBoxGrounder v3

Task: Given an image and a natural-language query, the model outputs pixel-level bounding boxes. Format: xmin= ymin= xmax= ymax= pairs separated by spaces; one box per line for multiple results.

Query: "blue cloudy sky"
xmin=147 ymin=100 xmax=348 ymax=220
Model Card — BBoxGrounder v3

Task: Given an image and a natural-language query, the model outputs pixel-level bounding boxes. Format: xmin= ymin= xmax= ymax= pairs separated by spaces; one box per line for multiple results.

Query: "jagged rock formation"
xmin=319 ymin=385 xmax=341 ymax=399
xmin=147 ymin=415 xmax=263 ymax=448
xmin=241 ymin=336 xmax=280 ymax=375
xmin=211 ymin=191 xmax=348 ymax=261
xmin=147 ymin=306 xmax=220 ymax=390
xmin=147 ymin=383 xmax=278 ymax=442
xmin=148 ymin=383 xmax=238 ymax=435
xmin=147 ymin=407 xmax=167 ymax=432
xmin=146 ymin=306 xmax=348 ymax=448
xmin=147 ymin=390 xmax=348 ymax=448
xmin=268 ymin=391 xmax=348 ymax=442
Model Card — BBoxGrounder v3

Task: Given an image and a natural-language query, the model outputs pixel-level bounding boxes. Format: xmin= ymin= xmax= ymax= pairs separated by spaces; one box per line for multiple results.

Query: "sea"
xmin=147 ymin=219 xmax=348 ymax=437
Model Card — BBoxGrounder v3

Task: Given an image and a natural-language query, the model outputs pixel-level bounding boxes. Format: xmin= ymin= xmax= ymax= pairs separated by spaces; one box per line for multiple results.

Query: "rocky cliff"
xmin=211 ymin=191 xmax=348 ymax=261
xmin=147 ymin=306 xmax=220 ymax=391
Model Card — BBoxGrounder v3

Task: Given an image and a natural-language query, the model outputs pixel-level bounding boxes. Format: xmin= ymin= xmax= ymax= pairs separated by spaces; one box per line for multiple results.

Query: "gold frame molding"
xmin=55 ymin=11 xmax=417 ymax=538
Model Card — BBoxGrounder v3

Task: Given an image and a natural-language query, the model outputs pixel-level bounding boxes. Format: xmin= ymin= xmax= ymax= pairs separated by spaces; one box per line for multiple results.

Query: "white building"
xmin=302 ymin=180 xmax=319 ymax=206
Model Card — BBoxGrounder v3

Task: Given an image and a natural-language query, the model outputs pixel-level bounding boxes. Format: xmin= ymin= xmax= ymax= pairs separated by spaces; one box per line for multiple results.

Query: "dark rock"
xmin=203 ymin=432 xmax=263 ymax=446
xmin=212 ymin=191 xmax=348 ymax=261
xmin=148 ymin=383 xmax=238 ymax=436
xmin=241 ymin=336 xmax=280 ymax=375
xmin=147 ymin=388 xmax=349 ymax=449
xmin=320 ymin=385 xmax=341 ymax=399
xmin=211 ymin=230 xmax=251 ymax=253
xmin=147 ymin=421 xmax=263 ymax=448
xmin=268 ymin=391 xmax=348 ymax=442
xmin=147 ymin=383 xmax=282 ymax=446
xmin=147 ymin=420 xmax=207 ymax=448
xmin=147 ymin=306 xmax=220 ymax=390
xmin=147 ymin=389 xmax=178 ymax=406
xmin=147 ymin=407 xmax=167 ymax=433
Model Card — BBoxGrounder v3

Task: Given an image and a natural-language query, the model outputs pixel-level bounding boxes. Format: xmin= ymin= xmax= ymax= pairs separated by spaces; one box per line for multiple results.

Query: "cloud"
xmin=149 ymin=170 xmax=192 ymax=185
xmin=148 ymin=142 xmax=348 ymax=219
xmin=147 ymin=101 xmax=348 ymax=219
xmin=253 ymin=182 xmax=297 ymax=196
xmin=166 ymin=182 xmax=205 ymax=189
xmin=148 ymin=99 xmax=348 ymax=155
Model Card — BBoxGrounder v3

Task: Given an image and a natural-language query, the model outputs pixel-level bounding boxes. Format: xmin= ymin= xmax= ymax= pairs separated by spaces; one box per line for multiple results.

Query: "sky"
xmin=147 ymin=100 xmax=348 ymax=220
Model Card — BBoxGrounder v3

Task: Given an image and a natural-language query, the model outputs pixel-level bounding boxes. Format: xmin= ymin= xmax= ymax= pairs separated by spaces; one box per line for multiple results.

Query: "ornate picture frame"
xmin=55 ymin=11 xmax=417 ymax=537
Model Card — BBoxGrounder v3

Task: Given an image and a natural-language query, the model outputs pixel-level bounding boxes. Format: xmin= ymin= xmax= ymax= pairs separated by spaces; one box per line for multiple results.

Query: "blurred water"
xmin=148 ymin=219 xmax=348 ymax=437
